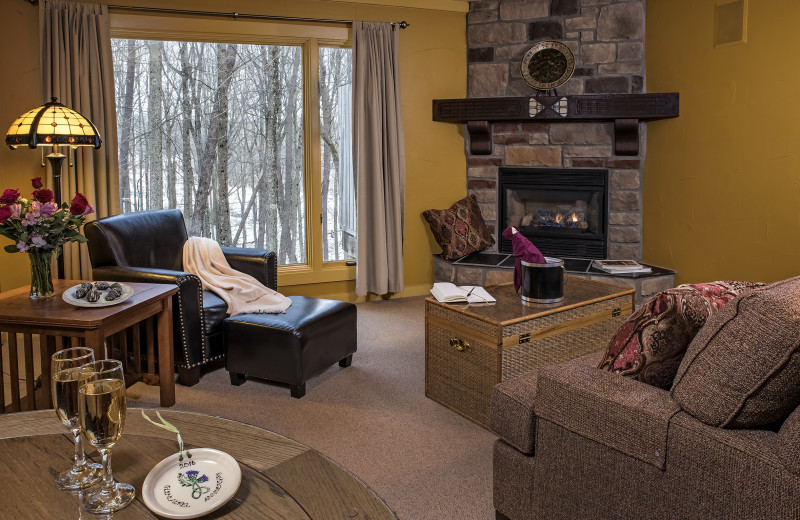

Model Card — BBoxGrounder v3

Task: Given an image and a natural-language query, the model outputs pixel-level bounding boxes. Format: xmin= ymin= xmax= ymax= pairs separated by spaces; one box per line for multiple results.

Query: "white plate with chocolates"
xmin=62 ymin=281 xmax=134 ymax=307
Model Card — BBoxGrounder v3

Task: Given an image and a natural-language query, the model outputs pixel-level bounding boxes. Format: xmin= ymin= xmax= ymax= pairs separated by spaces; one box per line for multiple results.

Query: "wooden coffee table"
xmin=0 ymin=409 xmax=397 ymax=519
xmin=0 ymin=280 xmax=177 ymax=412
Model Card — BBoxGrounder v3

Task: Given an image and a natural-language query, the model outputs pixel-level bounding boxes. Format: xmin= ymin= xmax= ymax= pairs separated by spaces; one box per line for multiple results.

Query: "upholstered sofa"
xmin=491 ymin=276 xmax=800 ymax=519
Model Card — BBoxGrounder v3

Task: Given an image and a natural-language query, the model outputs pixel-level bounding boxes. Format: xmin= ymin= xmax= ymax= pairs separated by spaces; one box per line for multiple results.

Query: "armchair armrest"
xmin=534 ymin=361 xmax=681 ymax=469
xmin=91 ymin=265 xmax=197 ymax=286
xmin=91 ymin=265 xmax=208 ymax=369
xmin=221 ymin=246 xmax=277 ymax=290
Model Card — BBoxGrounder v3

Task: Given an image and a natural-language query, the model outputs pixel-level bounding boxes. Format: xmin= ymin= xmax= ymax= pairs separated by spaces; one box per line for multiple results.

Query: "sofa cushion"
xmin=671 ymin=276 xmax=800 ymax=428
xmin=422 ymin=194 xmax=494 ymax=260
xmin=598 ymin=281 xmax=763 ymax=389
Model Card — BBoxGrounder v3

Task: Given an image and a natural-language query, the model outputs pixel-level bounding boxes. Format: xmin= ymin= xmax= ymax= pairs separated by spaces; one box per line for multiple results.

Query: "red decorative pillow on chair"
xmin=598 ymin=280 xmax=765 ymax=389
xmin=422 ymin=194 xmax=495 ymax=260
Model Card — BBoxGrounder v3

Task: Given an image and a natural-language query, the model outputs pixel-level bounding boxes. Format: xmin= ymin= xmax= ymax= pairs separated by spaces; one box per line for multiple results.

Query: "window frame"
xmin=109 ymin=12 xmax=356 ymax=286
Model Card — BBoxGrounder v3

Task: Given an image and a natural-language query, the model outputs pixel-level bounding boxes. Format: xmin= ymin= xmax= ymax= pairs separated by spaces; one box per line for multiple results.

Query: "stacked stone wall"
xmin=466 ymin=0 xmax=646 ymax=260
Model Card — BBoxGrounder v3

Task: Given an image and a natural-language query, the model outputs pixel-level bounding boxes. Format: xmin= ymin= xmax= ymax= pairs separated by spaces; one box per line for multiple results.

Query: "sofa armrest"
xmin=535 ymin=361 xmax=681 ymax=469
xmin=91 ymin=265 xmax=208 ymax=369
xmin=491 ymin=370 xmax=540 ymax=454
xmin=220 ymin=246 xmax=277 ymax=290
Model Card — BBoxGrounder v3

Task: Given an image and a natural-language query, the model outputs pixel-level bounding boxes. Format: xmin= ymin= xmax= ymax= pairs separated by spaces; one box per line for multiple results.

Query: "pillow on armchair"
xmin=422 ymin=194 xmax=494 ymax=260
xmin=598 ymin=280 xmax=764 ymax=389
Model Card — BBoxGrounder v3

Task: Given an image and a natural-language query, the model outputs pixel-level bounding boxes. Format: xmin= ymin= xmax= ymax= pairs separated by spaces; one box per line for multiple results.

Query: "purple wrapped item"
xmin=502 ymin=226 xmax=546 ymax=291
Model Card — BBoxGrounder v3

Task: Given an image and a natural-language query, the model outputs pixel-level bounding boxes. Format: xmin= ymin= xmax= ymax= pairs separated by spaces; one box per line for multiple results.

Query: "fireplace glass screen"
xmin=499 ymin=168 xmax=608 ymax=259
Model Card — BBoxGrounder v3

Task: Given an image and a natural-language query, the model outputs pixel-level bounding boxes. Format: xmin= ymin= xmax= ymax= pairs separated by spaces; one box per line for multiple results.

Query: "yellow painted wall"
xmin=645 ymin=0 xmax=800 ymax=284
xmin=0 ymin=0 xmax=467 ymax=300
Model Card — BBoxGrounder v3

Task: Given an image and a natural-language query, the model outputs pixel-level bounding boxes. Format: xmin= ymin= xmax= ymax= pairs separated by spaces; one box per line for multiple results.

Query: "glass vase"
xmin=28 ymin=249 xmax=55 ymax=299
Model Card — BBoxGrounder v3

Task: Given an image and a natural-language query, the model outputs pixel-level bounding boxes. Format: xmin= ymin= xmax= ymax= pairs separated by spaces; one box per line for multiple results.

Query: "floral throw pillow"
xmin=422 ymin=195 xmax=495 ymax=260
xmin=598 ymin=280 xmax=765 ymax=389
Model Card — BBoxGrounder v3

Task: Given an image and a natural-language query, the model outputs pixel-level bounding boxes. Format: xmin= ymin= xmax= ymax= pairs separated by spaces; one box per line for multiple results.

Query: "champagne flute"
xmin=78 ymin=377 xmax=134 ymax=513
xmin=80 ymin=359 xmax=125 ymax=385
xmin=51 ymin=347 xmax=102 ymax=490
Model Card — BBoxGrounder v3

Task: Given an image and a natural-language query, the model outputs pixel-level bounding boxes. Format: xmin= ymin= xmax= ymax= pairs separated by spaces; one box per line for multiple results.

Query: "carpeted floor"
xmin=127 ymin=295 xmax=497 ymax=520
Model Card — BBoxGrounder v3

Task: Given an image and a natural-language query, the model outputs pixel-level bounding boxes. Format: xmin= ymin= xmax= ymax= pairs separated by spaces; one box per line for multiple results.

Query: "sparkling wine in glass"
xmin=78 ymin=378 xmax=134 ymax=513
xmin=51 ymin=347 xmax=102 ymax=490
xmin=80 ymin=359 xmax=125 ymax=385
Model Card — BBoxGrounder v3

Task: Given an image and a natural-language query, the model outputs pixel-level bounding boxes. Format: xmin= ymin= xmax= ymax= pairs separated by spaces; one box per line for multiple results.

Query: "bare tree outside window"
xmin=320 ymin=47 xmax=355 ymax=262
xmin=112 ymin=39 xmax=354 ymax=265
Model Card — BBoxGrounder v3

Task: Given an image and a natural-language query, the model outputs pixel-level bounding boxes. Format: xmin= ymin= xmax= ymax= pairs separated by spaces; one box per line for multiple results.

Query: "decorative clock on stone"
xmin=520 ymin=40 xmax=575 ymax=92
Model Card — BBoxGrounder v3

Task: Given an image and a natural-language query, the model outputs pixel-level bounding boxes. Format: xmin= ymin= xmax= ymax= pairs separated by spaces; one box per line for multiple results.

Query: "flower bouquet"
xmin=0 ymin=177 xmax=94 ymax=298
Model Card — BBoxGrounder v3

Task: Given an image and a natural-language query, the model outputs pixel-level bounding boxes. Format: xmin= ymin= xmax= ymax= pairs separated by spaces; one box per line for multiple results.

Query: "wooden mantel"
xmin=432 ymin=93 xmax=679 ymax=156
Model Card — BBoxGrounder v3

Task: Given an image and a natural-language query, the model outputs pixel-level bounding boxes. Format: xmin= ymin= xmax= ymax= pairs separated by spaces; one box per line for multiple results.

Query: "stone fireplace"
xmin=466 ymin=0 xmax=647 ymax=261
xmin=432 ymin=0 xmax=677 ymax=305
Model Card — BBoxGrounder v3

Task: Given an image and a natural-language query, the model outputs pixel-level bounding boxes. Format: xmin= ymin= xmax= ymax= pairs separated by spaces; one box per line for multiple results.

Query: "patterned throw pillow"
xmin=422 ymin=195 xmax=495 ymax=260
xmin=598 ymin=280 xmax=765 ymax=389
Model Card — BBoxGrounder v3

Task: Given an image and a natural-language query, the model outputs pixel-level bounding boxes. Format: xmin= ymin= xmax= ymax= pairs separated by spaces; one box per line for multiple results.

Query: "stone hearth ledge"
xmin=432 ymin=255 xmax=674 ymax=308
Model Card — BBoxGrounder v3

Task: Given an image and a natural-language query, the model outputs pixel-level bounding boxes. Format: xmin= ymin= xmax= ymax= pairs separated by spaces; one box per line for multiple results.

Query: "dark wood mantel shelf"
xmin=432 ymin=93 xmax=679 ymax=156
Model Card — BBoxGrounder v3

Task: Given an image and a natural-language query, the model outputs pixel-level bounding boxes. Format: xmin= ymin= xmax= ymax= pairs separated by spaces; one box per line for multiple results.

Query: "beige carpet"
xmin=127 ymin=295 xmax=497 ymax=520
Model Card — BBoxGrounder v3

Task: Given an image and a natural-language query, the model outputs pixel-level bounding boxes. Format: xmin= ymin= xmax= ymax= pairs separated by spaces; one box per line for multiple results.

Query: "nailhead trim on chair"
xmin=175 ymin=273 xmax=210 ymax=370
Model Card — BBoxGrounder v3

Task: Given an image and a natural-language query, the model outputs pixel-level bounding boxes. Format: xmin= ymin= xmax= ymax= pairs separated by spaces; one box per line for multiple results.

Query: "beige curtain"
xmin=40 ymin=0 xmax=120 ymax=279
xmin=353 ymin=22 xmax=406 ymax=296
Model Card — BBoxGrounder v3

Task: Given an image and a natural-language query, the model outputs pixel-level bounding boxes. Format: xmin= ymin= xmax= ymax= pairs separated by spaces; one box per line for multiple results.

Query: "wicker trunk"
xmin=425 ymin=278 xmax=634 ymax=428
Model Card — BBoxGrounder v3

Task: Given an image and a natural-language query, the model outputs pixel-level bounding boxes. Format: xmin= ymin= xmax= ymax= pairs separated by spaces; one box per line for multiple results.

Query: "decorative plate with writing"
xmin=520 ymin=41 xmax=575 ymax=91
xmin=142 ymin=448 xmax=242 ymax=519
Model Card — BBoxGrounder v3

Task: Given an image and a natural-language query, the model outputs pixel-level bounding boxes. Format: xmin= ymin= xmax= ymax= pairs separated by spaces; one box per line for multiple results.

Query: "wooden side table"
xmin=0 ymin=280 xmax=177 ymax=412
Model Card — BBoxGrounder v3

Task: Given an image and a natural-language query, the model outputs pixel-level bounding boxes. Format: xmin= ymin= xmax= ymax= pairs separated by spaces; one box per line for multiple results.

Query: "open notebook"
xmin=430 ymin=283 xmax=496 ymax=304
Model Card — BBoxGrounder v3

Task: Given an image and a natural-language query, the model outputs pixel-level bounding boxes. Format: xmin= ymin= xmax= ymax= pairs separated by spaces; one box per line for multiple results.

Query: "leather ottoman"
xmin=224 ymin=296 xmax=357 ymax=398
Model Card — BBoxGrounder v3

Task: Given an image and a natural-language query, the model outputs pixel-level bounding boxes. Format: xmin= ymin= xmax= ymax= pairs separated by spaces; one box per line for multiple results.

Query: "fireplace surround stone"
xmin=465 ymin=0 xmax=650 ymax=262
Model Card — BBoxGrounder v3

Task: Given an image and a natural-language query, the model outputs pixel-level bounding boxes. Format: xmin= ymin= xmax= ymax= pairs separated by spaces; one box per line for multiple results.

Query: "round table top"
xmin=0 ymin=409 xmax=397 ymax=519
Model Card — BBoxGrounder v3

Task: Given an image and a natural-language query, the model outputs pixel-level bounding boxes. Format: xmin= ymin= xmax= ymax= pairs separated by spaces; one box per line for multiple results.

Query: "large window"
xmin=110 ymin=32 xmax=354 ymax=274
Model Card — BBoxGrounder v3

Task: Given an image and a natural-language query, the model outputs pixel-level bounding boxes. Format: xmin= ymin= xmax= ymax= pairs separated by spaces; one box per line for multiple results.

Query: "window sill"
xmin=278 ymin=263 xmax=356 ymax=286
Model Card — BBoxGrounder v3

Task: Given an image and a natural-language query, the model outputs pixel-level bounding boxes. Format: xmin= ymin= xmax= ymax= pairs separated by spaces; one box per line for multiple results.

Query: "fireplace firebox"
xmin=498 ymin=168 xmax=608 ymax=259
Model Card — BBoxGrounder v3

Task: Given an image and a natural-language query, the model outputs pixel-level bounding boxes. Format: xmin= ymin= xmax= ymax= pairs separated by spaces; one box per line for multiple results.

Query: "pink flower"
xmin=10 ymin=204 xmax=21 ymax=218
xmin=0 ymin=189 xmax=20 ymax=204
xmin=39 ymin=203 xmax=56 ymax=217
xmin=31 ymin=235 xmax=47 ymax=248
xmin=16 ymin=241 xmax=29 ymax=252
xmin=0 ymin=205 xmax=11 ymax=223
xmin=22 ymin=212 xmax=38 ymax=226
xmin=31 ymin=177 xmax=43 ymax=189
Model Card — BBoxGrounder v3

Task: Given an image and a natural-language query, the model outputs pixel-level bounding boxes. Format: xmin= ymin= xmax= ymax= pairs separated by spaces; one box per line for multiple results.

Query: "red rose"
xmin=0 ymin=205 xmax=11 ymax=223
xmin=31 ymin=177 xmax=43 ymax=189
xmin=0 ymin=189 xmax=20 ymax=205
xmin=32 ymin=189 xmax=54 ymax=203
xmin=69 ymin=192 xmax=90 ymax=215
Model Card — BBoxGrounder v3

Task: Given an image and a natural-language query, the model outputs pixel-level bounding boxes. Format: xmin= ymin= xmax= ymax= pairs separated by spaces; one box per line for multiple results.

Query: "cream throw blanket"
xmin=182 ymin=236 xmax=292 ymax=316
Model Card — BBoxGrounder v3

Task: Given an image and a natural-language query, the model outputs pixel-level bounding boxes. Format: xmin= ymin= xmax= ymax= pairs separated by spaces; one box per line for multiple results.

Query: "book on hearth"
xmin=430 ymin=283 xmax=496 ymax=304
xmin=592 ymin=259 xmax=652 ymax=274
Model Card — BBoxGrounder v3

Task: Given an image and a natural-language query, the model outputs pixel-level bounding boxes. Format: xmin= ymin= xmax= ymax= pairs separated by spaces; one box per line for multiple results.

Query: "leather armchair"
xmin=84 ymin=209 xmax=277 ymax=386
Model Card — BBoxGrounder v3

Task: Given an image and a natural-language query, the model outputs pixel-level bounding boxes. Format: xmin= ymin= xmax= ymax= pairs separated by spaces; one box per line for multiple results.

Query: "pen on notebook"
xmin=466 ymin=287 xmax=475 ymax=298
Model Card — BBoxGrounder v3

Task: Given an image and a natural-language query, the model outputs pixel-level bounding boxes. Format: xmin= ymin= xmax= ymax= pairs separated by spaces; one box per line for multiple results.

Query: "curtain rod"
xmin=104 ymin=4 xmax=409 ymax=29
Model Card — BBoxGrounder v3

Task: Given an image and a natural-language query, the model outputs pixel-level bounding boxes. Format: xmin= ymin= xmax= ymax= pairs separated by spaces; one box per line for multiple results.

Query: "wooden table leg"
xmin=156 ymin=297 xmax=175 ymax=407
xmin=84 ymin=330 xmax=106 ymax=363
